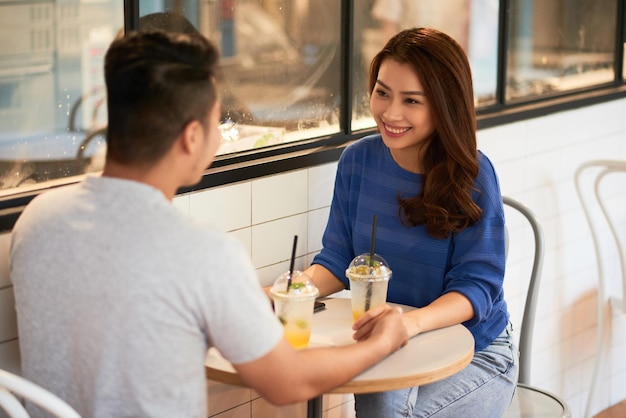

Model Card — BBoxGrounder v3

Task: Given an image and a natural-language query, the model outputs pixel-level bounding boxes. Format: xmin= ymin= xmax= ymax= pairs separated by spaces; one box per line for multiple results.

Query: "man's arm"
xmin=232 ymin=304 xmax=408 ymax=405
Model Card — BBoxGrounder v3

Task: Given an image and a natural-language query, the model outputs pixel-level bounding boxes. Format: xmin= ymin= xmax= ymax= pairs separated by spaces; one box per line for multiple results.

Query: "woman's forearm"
xmin=304 ymin=264 xmax=346 ymax=297
xmin=402 ymin=292 xmax=474 ymax=337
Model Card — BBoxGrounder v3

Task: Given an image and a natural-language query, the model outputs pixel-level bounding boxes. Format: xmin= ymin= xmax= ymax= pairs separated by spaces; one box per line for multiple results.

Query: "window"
xmin=506 ymin=0 xmax=618 ymax=101
xmin=353 ymin=0 xmax=500 ymax=130
xmin=0 ymin=0 xmax=121 ymax=193
xmin=0 ymin=0 xmax=623 ymax=196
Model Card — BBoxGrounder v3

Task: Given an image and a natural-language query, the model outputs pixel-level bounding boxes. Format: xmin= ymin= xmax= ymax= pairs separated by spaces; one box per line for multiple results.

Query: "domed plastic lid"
xmin=345 ymin=253 xmax=392 ymax=279
xmin=270 ymin=270 xmax=319 ymax=297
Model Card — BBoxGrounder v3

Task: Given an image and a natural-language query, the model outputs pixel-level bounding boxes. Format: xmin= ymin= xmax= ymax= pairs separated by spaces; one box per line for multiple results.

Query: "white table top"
xmin=205 ymin=297 xmax=475 ymax=394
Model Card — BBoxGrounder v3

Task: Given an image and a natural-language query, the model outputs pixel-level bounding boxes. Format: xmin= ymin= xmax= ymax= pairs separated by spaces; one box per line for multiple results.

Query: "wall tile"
xmin=0 ymin=288 xmax=17 ymax=342
xmin=252 ymin=170 xmax=308 ymax=225
xmin=477 ymin=121 xmax=527 ymax=164
xmin=307 ymin=207 xmax=330 ymax=255
xmin=251 ymin=397 xmax=306 ymax=418
xmin=609 ymin=369 xmax=626 ymax=412
xmin=493 ymin=159 xmax=526 ymax=196
xmin=0 ymin=339 xmax=20 ymax=374
xmin=324 ymin=397 xmax=355 ymax=418
xmin=308 ymin=162 xmax=337 ymax=211
xmin=305 ymin=251 xmax=326 ymax=270
xmin=324 ymin=393 xmax=353 ymax=411
xmin=0 ymin=233 xmax=10 ymax=288
xmin=172 ymin=194 xmax=190 ymax=215
xmin=190 ymin=182 xmax=251 ymax=232
xmin=256 ymin=256 xmax=308 ymax=288
xmin=229 ymin=228 xmax=252 ymax=257
xmin=251 ymin=214 xmax=308 ymax=268
xmin=587 ymin=100 xmax=624 ymax=139
xmin=210 ymin=402 xmax=250 ymax=418
xmin=206 ymin=380 xmax=251 ymax=417
xmin=526 ymin=112 xmax=571 ymax=155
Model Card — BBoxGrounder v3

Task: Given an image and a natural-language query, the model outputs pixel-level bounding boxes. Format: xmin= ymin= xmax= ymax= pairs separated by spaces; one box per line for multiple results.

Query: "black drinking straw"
xmin=365 ymin=215 xmax=377 ymax=310
xmin=287 ymin=235 xmax=298 ymax=291
xmin=369 ymin=215 xmax=377 ymax=267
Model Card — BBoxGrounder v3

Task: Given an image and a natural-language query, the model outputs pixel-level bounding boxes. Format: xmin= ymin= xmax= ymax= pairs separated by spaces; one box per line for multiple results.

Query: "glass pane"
xmin=352 ymin=0 xmax=500 ymax=131
xmin=0 ymin=1 xmax=123 ymax=195
xmin=140 ymin=0 xmax=341 ymax=156
xmin=507 ymin=0 xmax=617 ymax=101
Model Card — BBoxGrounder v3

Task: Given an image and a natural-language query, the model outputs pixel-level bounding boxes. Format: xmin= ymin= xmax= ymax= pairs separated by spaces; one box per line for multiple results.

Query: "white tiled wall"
xmin=1 ymin=98 xmax=625 ymax=417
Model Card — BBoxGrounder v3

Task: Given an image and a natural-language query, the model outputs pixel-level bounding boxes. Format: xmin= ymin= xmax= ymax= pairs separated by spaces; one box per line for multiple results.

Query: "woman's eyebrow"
xmin=376 ymin=79 xmax=425 ymax=96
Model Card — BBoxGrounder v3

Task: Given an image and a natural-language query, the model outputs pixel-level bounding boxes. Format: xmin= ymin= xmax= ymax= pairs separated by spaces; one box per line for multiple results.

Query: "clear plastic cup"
xmin=345 ymin=254 xmax=392 ymax=322
xmin=270 ymin=270 xmax=319 ymax=349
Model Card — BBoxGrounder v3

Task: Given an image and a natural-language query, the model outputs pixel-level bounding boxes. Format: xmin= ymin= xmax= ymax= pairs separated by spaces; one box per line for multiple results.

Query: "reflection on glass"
xmin=0 ymin=1 xmax=121 ymax=193
xmin=140 ymin=0 xmax=342 ymax=156
xmin=352 ymin=0 xmax=499 ymax=131
xmin=507 ymin=0 xmax=617 ymax=101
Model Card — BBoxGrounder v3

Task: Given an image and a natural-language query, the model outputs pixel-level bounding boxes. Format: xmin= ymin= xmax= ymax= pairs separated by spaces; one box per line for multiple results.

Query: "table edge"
xmin=205 ymin=327 xmax=475 ymax=394
xmin=328 ymin=342 xmax=474 ymax=394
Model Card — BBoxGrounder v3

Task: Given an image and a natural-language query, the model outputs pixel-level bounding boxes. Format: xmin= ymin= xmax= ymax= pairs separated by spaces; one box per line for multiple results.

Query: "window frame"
xmin=1 ymin=0 xmax=626 ymax=232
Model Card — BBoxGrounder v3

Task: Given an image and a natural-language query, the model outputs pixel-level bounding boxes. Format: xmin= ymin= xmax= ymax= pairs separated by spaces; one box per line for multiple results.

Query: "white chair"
xmin=501 ymin=196 xmax=571 ymax=418
xmin=574 ymin=160 xmax=626 ymax=418
xmin=0 ymin=369 xmax=81 ymax=418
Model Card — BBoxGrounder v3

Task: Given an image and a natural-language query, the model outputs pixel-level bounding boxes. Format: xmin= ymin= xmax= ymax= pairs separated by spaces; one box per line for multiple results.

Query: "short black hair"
xmin=104 ymin=30 xmax=220 ymax=165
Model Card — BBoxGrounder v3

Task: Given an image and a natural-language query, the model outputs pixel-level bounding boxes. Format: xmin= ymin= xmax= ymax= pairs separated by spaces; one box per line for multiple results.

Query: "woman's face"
xmin=369 ymin=58 xmax=435 ymax=173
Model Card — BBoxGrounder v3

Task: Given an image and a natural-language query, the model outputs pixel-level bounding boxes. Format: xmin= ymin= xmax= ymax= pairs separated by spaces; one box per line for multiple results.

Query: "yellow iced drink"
xmin=281 ymin=318 xmax=312 ymax=348
xmin=346 ymin=254 xmax=392 ymax=322
xmin=270 ymin=271 xmax=319 ymax=349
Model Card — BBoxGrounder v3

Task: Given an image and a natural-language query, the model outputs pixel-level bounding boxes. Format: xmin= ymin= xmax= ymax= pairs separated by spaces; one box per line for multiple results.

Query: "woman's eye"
xmin=375 ymin=89 xmax=388 ymax=97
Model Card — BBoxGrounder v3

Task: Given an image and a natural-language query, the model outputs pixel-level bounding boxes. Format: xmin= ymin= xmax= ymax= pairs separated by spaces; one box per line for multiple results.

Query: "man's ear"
xmin=179 ymin=120 xmax=203 ymax=155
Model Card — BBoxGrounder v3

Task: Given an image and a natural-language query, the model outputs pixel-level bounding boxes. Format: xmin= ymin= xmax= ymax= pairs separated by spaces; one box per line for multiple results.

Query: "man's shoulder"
xmin=15 ymin=183 xmax=82 ymax=226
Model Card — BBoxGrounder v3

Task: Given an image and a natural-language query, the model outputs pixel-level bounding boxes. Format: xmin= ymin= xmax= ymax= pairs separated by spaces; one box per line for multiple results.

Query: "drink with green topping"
xmin=346 ymin=254 xmax=392 ymax=322
xmin=270 ymin=270 xmax=319 ymax=349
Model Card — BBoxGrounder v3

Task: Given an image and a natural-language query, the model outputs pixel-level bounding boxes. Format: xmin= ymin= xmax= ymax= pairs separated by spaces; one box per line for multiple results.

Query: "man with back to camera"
xmin=10 ymin=31 xmax=408 ymax=417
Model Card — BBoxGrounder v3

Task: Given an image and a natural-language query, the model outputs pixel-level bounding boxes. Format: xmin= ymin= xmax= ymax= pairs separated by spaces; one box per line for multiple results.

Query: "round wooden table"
xmin=205 ymin=297 xmax=475 ymax=418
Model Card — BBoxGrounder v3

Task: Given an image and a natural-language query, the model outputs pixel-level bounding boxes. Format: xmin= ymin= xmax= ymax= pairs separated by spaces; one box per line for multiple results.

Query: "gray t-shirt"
xmin=10 ymin=176 xmax=283 ymax=418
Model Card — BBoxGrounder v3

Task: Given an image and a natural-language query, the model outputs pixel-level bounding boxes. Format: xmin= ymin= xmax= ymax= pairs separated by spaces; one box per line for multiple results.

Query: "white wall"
xmin=1 ymin=97 xmax=625 ymax=417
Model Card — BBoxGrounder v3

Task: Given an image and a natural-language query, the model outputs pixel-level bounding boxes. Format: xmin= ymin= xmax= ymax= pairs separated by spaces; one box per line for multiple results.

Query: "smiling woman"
xmin=304 ymin=27 xmax=516 ymax=417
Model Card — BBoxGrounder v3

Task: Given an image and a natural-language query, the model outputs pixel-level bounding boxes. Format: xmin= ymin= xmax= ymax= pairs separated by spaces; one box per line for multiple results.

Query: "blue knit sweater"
xmin=312 ymin=134 xmax=509 ymax=351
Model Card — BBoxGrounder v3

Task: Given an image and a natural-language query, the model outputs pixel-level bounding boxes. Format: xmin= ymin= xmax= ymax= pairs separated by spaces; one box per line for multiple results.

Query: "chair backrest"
xmin=574 ymin=160 xmax=626 ymax=418
xmin=503 ymin=196 xmax=545 ymax=385
xmin=0 ymin=369 xmax=81 ymax=418
xmin=574 ymin=160 xmax=626 ymax=315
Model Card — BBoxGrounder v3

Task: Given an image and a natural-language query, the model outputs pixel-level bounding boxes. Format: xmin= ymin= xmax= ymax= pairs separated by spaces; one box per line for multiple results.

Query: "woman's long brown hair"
xmin=369 ymin=27 xmax=482 ymax=239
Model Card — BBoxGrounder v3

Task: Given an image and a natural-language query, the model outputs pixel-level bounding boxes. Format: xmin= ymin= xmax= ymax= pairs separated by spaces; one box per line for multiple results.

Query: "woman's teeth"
xmin=385 ymin=125 xmax=410 ymax=134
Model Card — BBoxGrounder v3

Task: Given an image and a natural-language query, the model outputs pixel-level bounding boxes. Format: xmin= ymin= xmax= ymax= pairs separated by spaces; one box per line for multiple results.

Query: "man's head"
xmin=104 ymin=30 xmax=220 ymax=169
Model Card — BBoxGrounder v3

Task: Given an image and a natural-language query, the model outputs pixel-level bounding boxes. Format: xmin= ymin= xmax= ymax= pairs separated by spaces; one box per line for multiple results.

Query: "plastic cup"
xmin=270 ymin=270 xmax=319 ymax=349
xmin=345 ymin=254 xmax=392 ymax=322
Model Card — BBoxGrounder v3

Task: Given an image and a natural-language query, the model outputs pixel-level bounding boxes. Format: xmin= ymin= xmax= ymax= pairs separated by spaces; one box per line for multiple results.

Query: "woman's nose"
xmin=383 ymin=99 xmax=403 ymax=120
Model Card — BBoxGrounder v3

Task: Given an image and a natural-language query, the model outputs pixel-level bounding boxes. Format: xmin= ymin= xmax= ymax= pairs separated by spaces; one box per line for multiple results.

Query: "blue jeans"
xmin=354 ymin=323 xmax=518 ymax=418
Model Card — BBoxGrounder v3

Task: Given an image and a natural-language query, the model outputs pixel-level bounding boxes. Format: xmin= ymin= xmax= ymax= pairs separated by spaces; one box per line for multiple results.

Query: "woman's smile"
xmin=383 ymin=123 xmax=412 ymax=136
